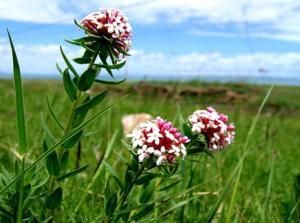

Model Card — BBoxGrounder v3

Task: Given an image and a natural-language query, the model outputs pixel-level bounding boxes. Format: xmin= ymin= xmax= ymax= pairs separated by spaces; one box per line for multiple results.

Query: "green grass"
xmin=0 ymin=79 xmax=300 ymax=222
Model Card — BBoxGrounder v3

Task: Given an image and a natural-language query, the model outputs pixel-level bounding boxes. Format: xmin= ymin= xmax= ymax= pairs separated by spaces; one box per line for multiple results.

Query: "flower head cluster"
xmin=188 ymin=107 xmax=235 ymax=151
xmin=81 ymin=8 xmax=132 ymax=53
xmin=127 ymin=117 xmax=190 ymax=166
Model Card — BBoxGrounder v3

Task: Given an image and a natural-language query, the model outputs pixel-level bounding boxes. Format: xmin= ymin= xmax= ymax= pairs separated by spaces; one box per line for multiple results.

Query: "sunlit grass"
xmin=0 ymin=79 xmax=300 ymax=222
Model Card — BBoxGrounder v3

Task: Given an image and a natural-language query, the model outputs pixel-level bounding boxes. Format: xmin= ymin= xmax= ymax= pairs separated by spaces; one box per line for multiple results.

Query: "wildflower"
xmin=127 ymin=117 xmax=189 ymax=166
xmin=188 ymin=107 xmax=235 ymax=151
xmin=81 ymin=8 xmax=132 ymax=54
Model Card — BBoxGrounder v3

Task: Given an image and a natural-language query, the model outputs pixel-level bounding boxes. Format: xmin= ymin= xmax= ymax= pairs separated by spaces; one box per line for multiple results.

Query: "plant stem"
xmin=64 ymin=91 xmax=82 ymax=134
xmin=17 ymin=156 xmax=25 ymax=223
xmin=113 ymin=163 xmax=145 ymax=221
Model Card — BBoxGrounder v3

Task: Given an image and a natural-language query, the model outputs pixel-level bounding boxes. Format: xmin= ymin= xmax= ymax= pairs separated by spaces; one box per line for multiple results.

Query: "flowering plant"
xmin=0 ymin=6 xmax=237 ymax=222
xmin=127 ymin=117 xmax=189 ymax=166
xmin=1 ymin=8 xmax=133 ymax=222
xmin=101 ymin=108 xmax=235 ymax=222
xmin=187 ymin=107 xmax=235 ymax=152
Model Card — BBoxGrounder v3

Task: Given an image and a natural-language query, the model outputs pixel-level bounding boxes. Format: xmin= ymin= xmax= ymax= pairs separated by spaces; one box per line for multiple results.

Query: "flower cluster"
xmin=188 ymin=107 xmax=235 ymax=151
xmin=127 ymin=117 xmax=189 ymax=166
xmin=81 ymin=8 xmax=132 ymax=53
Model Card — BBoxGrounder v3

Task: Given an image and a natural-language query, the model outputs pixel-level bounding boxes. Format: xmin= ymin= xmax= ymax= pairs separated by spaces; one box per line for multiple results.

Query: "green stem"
xmin=64 ymin=91 xmax=82 ymax=134
xmin=17 ymin=156 xmax=25 ymax=223
xmin=113 ymin=163 xmax=145 ymax=222
xmin=48 ymin=43 xmax=101 ymax=218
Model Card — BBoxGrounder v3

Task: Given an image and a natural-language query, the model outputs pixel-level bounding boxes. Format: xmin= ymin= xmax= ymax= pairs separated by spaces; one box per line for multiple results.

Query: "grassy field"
xmin=0 ymin=79 xmax=300 ymax=222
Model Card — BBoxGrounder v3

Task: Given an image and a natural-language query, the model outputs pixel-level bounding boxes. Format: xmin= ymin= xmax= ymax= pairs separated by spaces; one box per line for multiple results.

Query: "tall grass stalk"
xmin=225 ymin=85 xmax=274 ymax=223
xmin=206 ymin=85 xmax=274 ymax=223
xmin=7 ymin=31 xmax=28 ymax=223
xmin=0 ymin=100 xmax=119 ymax=196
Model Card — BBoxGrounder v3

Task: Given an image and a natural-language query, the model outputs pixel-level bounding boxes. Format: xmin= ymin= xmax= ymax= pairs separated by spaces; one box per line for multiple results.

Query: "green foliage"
xmin=7 ymin=31 xmax=27 ymax=154
xmin=75 ymin=91 xmax=107 ymax=113
xmin=46 ymin=151 xmax=60 ymax=176
xmin=62 ymin=68 xmax=77 ymax=101
xmin=45 ymin=187 xmax=63 ymax=210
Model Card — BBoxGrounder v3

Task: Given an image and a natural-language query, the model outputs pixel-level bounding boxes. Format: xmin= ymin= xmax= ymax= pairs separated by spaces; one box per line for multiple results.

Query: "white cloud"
xmin=1 ymin=0 xmax=300 ymax=42
xmin=1 ymin=40 xmax=299 ymax=79
xmin=1 ymin=0 xmax=300 ymax=41
xmin=127 ymin=50 xmax=300 ymax=78
xmin=0 ymin=39 xmax=80 ymax=76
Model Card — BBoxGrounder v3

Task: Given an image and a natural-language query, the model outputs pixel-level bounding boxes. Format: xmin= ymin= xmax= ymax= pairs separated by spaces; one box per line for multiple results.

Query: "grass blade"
xmin=0 ymin=96 xmax=125 ymax=196
xmin=7 ymin=30 xmax=27 ymax=154
xmin=207 ymin=85 xmax=274 ymax=223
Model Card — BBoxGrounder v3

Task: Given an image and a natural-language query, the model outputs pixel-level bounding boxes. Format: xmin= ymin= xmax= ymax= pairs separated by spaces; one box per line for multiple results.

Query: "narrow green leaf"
xmin=78 ymin=67 xmax=98 ymax=91
xmin=60 ymin=150 xmax=69 ymax=171
xmin=63 ymin=68 xmax=77 ymax=101
xmin=73 ymin=57 xmax=92 ymax=64
xmin=45 ymin=187 xmax=63 ymax=210
xmin=46 ymin=97 xmax=64 ymax=130
xmin=46 ymin=151 xmax=60 ymax=176
xmin=99 ymin=47 xmax=114 ymax=78
xmin=104 ymin=161 xmax=123 ymax=189
xmin=76 ymin=91 xmax=107 ymax=113
xmin=94 ymin=78 xmax=126 ymax=85
xmin=159 ymin=179 xmax=181 ymax=191
xmin=140 ymin=184 xmax=154 ymax=203
xmin=131 ymin=204 xmax=154 ymax=220
xmin=41 ymin=113 xmax=57 ymax=146
xmin=0 ymin=97 xmax=124 ymax=196
xmin=136 ymin=174 xmax=158 ymax=185
xmin=105 ymin=193 xmax=117 ymax=217
xmin=57 ymin=164 xmax=88 ymax=181
xmin=95 ymin=60 xmax=126 ymax=70
xmin=60 ymin=46 xmax=79 ymax=77
xmin=7 ymin=30 xmax=27 ymax=154
xmin=65 ymin=36 xmax=97 ymax=46
xmin=56 ymin=63 xmax=63 ymax=75
xmin=62 ymin=131 xmax=83 ymax=149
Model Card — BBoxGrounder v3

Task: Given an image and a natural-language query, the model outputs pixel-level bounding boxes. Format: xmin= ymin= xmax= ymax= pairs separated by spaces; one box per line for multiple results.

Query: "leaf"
xmin=140 ymin=184 xmax=154 ymax=203
xmin=95 ymin=60 xmax=126 ymax=70
xmin=99 ymin=47 xmax=114 ymax=78
xmin=73 ymin=57 xmax=92 ymax=64
xmin=60 ymin=151 xmax=69 ymax=171
xmin=94 ymin=78 xmax=126 ymax=85
xmin=41 ymin=113 xmax=57 ymax=147
xmin=65 ymin=36 xmax=96 ymax=46
xmin=56 ymin=63 xmax=63 ymax=75
xmin=46 ymin=97 xmax=64 ymax=130
xmin=136 ymin=174 xmax=158 ymax=185
xmin=62 ymin=131 xmax=83 ymax=149
xmin=75 ymin=91 xmax=107 ymax=113
xmin=0 ymin=98 xmax=122 ymax=196
xmin=63 ymin=68 xmax=77 ymax=101
xmin=130 ymin=156 xmax=139 ymax=172
xmin=57 ymin=165 xmax=88 ymax=181
xmin=46 ymin=151 xmax=60 ymax=176
xmin=45 ymin=187 xmax=63 ymax=210
xmin=131 ymin=204 xmax=154 ymax=220
xmin=104 ymin=161 xmax=123 ymax=189
xmin=182 ymin=123 xmax=193 ymax=138
xmin=105 ymin=192 xmax=117 ymax=217
xmin=78 ymin=67 xmax=98 ymax=91
xmin=159 ymin=179 xmax=181 ymax=191
xmin=7 ymin=30 xmax=27 ymax=154
xmin=60 ymin=46 xmax=79 ymax=77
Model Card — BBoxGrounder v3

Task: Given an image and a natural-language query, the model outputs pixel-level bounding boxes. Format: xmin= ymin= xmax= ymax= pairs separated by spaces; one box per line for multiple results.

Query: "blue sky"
xmin=1 ymin=0 xmax=300 ymax=80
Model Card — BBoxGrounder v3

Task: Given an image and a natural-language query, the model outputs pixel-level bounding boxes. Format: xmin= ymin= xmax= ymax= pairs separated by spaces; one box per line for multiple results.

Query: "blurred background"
xmin=1 ymin=0 xmax=300 ymax=85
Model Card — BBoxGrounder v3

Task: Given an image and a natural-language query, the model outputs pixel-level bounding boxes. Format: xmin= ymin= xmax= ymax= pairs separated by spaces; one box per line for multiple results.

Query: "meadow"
xmin=0 ymin=79 xmax=299 ymax=222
